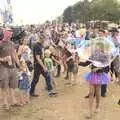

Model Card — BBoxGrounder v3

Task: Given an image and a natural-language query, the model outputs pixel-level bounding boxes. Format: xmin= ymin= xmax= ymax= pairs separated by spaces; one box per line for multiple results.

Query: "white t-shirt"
xmin=75 ymin=30 xmax=80 ymax=38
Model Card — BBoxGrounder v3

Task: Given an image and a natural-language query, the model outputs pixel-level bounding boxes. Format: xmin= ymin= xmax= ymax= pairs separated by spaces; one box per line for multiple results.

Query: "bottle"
xmin=8 ymin=56 xmax=12 ymax=66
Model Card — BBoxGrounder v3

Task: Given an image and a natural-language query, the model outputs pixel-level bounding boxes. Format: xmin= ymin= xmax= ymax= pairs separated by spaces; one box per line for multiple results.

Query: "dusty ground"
xmin=0 ymin=67 xmax=120 ymax=120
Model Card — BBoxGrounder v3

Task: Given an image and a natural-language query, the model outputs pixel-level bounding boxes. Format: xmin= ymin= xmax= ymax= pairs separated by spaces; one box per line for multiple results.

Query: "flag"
xmin=7 ymin=0 xmax=11 ymax=5
xmin=5 ymin=0 xmax=13 ymax=24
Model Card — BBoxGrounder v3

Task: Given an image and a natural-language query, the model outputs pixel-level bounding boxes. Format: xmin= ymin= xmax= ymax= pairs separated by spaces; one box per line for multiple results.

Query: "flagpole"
xmin=7 ymin=0 xmax=13 ymax=24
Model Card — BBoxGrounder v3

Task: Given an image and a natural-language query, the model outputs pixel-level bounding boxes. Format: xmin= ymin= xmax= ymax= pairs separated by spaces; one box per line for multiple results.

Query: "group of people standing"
xmin=0 ymin=23 xmax=120 ymax=119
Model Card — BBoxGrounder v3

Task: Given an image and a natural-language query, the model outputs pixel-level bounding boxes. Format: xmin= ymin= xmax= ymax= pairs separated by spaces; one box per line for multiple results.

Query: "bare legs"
xmin=9 ymin=88 xmax=18 ymax=105
xmin=95 ymin=85 xmax=101 ymax=113
xmin=63 ymin=59 xmax=67 ymax=74
xmin=1 ymin=88 xmax=9 ymax=110
xmin=89 ymin=85 xmax=95 ymax=117
xmin=19 ymin=91 xmax=30 ymax=105
xmin=88 ymin=84 xmax=101 ymax=117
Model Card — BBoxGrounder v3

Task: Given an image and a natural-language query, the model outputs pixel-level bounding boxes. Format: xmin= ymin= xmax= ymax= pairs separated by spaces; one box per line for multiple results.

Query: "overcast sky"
xmin=0 ymin=0 xmax=93 ymax=25
xmin=12 ymin=0 xmax=81 ymax=24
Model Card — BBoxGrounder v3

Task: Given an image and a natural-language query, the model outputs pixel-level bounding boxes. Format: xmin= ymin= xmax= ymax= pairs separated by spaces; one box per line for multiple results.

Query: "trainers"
xmin=30 ymin=94 xmax=39 ymax=97
xmin=48 ymin=92 xmax=57 ymax=97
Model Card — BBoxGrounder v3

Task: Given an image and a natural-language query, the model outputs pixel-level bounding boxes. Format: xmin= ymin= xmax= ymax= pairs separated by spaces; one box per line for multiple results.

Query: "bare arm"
xmin=17 ymin=46 xmax=22 ymax=56
xmin=79 ymin=61 xmax=91 ymax=67
xmin=12 ymin=49 xmax=21 ymax=67
xmin=51 ymin=56 xmax=61 ymax=65
xmin=36 ymin=55 xmax=47 ymax=71
xmin=0 ymin=57 xmax=5 ymax=62
xmin=0 ymin=56 xmax=11 ymax=62
xmin=66 ymin=56 xmax=73 ymax=62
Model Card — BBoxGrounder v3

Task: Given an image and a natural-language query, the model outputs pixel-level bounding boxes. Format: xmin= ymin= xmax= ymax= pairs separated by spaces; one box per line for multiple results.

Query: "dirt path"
xmin=0 ymin=67 xmax=120 ymax=120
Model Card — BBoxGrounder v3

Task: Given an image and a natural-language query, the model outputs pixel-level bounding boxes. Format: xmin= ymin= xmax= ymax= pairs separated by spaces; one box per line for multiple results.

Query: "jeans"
xmin=30 ymin=64 xmax=53 ymax=95
xmin=101 ymin=66 xmax=109 ymax=96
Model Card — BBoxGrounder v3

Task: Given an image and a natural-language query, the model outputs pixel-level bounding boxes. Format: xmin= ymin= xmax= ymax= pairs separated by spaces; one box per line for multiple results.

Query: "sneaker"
xmin=30 ymin=94 xmax=39 ymax=97
xmin=48 ymin=92 xmax=57 ymax=97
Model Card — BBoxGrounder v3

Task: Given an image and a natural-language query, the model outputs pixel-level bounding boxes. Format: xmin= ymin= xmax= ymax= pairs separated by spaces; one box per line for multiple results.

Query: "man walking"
xmin=30 ymin=34 xmax=57 ymax=97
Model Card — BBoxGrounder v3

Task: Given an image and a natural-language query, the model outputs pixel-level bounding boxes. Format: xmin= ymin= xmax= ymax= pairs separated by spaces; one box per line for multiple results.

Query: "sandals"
xmin=11 ymin=103 xmax=24 ymax=107
xmin=2 ymin=104 xmax=10 ymax=110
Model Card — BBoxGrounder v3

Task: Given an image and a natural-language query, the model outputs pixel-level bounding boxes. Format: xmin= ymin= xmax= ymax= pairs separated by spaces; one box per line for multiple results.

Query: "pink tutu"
xmin=84 ymin=72 xmax=111 ymax=85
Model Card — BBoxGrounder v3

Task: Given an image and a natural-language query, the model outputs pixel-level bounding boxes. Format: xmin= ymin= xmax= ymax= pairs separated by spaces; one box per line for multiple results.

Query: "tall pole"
xmin=3 ymin=0 xmax=13 ymax=24
xmin=0 ymin=8 xmax=3 ymax=24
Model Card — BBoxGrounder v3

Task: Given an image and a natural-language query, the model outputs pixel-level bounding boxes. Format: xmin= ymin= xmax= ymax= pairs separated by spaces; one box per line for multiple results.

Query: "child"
xmin=65 ymin=43 xmax=79 ymax=86
xmin=17 ymin=39 xmax=33 ymax=72
xmin=79 ymin=42 xmax=110 ymax=118
xmin=18 ymin=58 xmax=30 ymax=105
xmin=49 ymin=46 xmax=61 ymax=77
xmin=72 ymin=52 xmax=80 ymax=85
xmin=44 ymin=49 xmax=56 ymax=90
xmin=64 ymin=45 xmax=74 ymax=85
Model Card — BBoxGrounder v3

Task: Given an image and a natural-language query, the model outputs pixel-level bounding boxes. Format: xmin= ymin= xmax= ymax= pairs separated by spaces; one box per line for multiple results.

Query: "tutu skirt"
xmin=84 ymin=72 xmax=110 ymax=85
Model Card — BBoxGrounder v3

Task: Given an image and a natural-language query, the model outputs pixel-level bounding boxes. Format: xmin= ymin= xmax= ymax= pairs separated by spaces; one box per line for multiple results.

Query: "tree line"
xmin=63 ymin=0 xmax=120 ymax=24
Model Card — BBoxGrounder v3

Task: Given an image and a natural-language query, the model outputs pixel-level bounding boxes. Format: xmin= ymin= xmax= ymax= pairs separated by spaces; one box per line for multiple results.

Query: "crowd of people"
xmin=0 ymin=23 xmax=120 ymax=119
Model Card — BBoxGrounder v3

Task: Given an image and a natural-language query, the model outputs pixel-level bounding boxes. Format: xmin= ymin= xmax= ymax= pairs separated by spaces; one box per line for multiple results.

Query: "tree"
xmin=56 ymin=16 xmax=63 ymax=24
xmin=63 ymin=6 xmax=74 ymax=23
xmin=90 ymin=0 xmax=120 ymax=22
xmin=72 ymin=0 xmax=91 ymax=23
xmin=62 ymin=0 xmax=120 ymax=23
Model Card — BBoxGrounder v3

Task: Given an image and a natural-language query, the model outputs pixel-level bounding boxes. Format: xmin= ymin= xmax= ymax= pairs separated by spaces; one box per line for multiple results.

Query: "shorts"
xmin=67 ymin=59 xmax=74 ymax=72
xmin=73 ymin=64 xmax=78 ymax=74
xmin=0 ymin=65 xmax=18 ymax=89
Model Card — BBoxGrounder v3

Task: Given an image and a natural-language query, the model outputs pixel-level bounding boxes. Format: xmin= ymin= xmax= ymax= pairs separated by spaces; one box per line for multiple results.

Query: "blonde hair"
xmin=44 ymin=49 xmax=51 ymax=57
xmin=49 ymin=46 xmax=55 ymax=51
